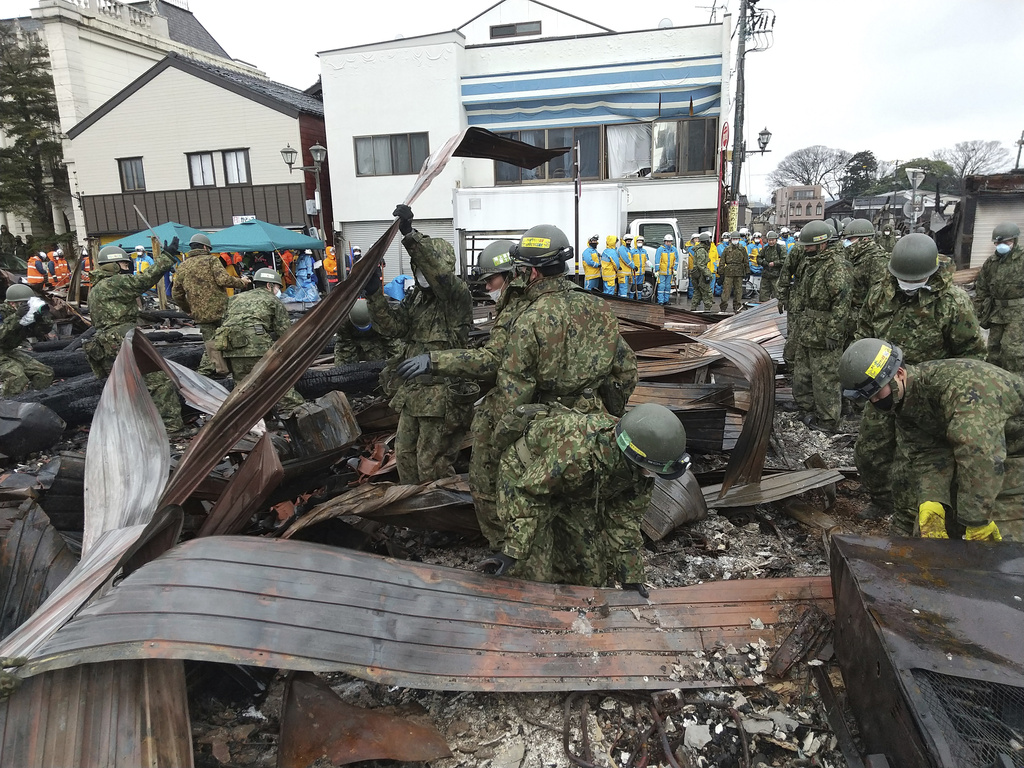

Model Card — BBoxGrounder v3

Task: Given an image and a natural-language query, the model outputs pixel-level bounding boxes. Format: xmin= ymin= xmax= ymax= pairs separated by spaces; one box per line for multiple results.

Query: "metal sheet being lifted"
xmin=20 ymin=537 xmax=833 ymax=692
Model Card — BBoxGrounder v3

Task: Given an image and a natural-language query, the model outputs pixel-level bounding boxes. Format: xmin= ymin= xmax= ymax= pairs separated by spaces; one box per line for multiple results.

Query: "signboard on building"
xmin=232 ymin=215 xmax=256 ymax=225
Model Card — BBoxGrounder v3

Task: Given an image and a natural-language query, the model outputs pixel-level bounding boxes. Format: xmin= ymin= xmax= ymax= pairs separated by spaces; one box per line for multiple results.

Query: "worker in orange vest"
xmin=323 ymin=246 xmax=338 ymax=286
xmin=79 ymin=247 xmax=92 ymax=289
xmin=52 ymin=248 xmax=71 ymax=288
xmin=26 ymin=251 xmax=55 ymax=290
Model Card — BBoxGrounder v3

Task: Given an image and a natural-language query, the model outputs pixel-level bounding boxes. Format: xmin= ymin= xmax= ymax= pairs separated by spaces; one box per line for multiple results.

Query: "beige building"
xmin=773 ymin=184 xmax=825 ymax=228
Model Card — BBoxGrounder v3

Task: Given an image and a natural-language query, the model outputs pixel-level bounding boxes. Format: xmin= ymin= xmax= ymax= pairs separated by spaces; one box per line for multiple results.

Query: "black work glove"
xmin=162 ymin=236 xmax=180 ymax=256
xmin=16 ymin=301 xmax=30 ymax=318
xmin=777 ymin=301 xmax=785 ymax=315
xmin=479 ymin=552 xmax=516 ymax=576
xmin=393 ymin=204 xmax=414 ymax=236
xmin=396 ymin=353 xmax=431 ymax=380
xmin=623 ymin=582 xmax=650 ymax=599
xmin=825 ymin=337 xmax=842 ymax=351
xmin=363 ymin=266 xmax=382 ymax=296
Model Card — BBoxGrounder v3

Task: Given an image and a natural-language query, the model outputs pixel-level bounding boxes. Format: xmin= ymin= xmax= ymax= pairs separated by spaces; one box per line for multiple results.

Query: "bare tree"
xmin=767 ymin=145 xmax=852 ymax=199
xmin=932 ymin=140 xmax=1012 ymax=192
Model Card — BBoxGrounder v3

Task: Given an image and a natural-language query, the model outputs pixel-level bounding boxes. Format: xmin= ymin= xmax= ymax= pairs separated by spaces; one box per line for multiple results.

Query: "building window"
xmin=794 ymin=204 xmax=803 ymax=216
xmin=650 ymin=117 xmax=718 ymax=176
xmin=794 ymin=189 xmax=815 ymax=200
xmin=354 ymin=133 xmax=429 ymax=176
xmin=118 ymin=157 xmax=145 ymax=192
xmin=490 ymin=21 xmax=541 ymax=39
xmin=223 ymin=149 xmax=250 ymax=185
xmin=495 ymin=127 xmax=601 ymax=184
xmin=816 ymin=203 xmax=823 ymax=215
xmin=607 ymin=123 xmax=653 ymax=178
xmin=187 ymin=152 xmax=216 ymax=187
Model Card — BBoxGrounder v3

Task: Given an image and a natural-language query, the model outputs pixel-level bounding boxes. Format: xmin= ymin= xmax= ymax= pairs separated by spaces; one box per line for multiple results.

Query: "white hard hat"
xmin=135 ymin=245 xmax=146 ymax=253
xmin=691 ymin=233 xmax=699 ymax=240
xmin=663 ymin=234 xmax=674 ymax=242
xmin=55 ymin=248 xmax=63 ymax=256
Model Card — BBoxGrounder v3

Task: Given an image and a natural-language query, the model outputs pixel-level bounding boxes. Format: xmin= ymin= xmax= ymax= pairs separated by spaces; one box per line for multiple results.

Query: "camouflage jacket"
xmin=690 ymin=245 xmax=712 ymax=282
xmin=89 ymin=255 xmax=175 ymax=331
xmin=217 ymin=287 xmax=291 ymax=359
xmin=502 ymin=407 xmax=653 ymax=567
xmin=431 ymin=276 xmax=529 ymax=386
xmin=0 ymin=301 xmax=53 ymax=350
xmin=897 ymin=358 xmax=1024 ymax=526
xmin=857 ymin=262 xmax=985 ymax=365
xmin=777 ymin=243 xmax=805 ymax=307
xmin=791 ymin=244 xmax=851 ymax=348
xmin=876 ymin=233 xmax=897 ymax=253
xmin=334 ymin=324 xmax=400 ymax=365
xmin=719 ymin=244 xmax=751 ymax=278
xmin=171 ymin=250 xmax=247 ymax=324
xmin=846 ymin=239 xmax=889 ymax=315
xmin=496 ymin=275 xmax=626 ymax=411
xmin=974 ymin=244 xmax=1024 ymax=327
xmin=368 ymin=232 xmax=473 ymax=417
xmin=757 ymin=244 xmax=786 ymax=283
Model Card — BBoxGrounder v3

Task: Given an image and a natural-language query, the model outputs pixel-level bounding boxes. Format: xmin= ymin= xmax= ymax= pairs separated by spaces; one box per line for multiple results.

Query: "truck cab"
xmin=628 ymin=218 xmax=686 ymax=301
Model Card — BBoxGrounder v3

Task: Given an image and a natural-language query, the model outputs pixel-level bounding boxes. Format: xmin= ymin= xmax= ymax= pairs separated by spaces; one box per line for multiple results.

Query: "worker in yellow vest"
xmin=581 ymin=235 xmax=602 ymax=290
xmin=600 ymin=235 xmax=619 ymax=295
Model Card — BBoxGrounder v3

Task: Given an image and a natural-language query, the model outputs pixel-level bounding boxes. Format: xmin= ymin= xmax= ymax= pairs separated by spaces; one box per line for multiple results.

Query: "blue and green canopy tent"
xmin=208 ymin=219 xmax=324 ymax=253
xmin=108 ymin=221 xmax=205 ymax=253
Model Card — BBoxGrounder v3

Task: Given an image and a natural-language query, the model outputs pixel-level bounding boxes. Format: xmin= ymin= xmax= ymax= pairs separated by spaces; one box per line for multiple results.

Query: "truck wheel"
xmin=640 ymin=276 xmax=656 ymax=302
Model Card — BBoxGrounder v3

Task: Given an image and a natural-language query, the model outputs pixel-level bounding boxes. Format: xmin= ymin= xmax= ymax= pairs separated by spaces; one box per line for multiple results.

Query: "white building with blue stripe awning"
xmin=319 ymin=1 xmax=733 ymax=280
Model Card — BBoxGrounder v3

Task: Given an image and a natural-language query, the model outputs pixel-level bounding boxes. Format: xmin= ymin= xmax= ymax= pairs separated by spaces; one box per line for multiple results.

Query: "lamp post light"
xmin=281 ymin=142 xmax=334 ymax=280
xmin=757 ymin=127 xmax=772 ymax=154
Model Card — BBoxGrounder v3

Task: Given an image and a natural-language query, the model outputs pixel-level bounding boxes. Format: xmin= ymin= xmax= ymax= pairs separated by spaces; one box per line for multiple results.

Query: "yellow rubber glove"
xmin=918 ymin=501 xmax=948 ymax=539
xmin=964 ymin=521 xmax=1003 ymax=542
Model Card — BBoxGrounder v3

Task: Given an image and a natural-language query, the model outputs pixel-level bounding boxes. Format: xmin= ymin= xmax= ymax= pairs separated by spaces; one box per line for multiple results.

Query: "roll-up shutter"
xmin=970 ymin=195 xmax=1024 ymax=268
xmin=337 ymin=219 xmax=456 ymax=282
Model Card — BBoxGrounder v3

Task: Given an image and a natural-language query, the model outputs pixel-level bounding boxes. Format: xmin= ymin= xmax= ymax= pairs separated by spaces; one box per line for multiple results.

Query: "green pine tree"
xmin=0 ymin=20 xmax=70 ymax=253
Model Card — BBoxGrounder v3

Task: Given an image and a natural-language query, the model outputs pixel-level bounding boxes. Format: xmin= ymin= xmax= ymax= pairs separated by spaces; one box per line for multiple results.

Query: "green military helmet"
xmin=475 ymin=239 xmax=516 ymax=279
xmin=840 ymin=217 xmax=853 ymax=231
xmin=615 ymin=403 xmax=691 ymax=480
xmin=511 ymin=224 xmax=572 ymax=267
xmin=824 ymin=220 xmax=839 ymax=240
xmin=799 ymin=220 xmax=832 ymax=246
xmin=766 ymin=230 xmax=778 ymax=240
xmin=699 ymin=232 xmax=711 ymax=242
xmin=5 ymin=284 xmax=35 ymax=302
xmin=97 ymin=245 xmax=131 ymax=264
xmin=349 ymin=297 xmax=371 ymax=330
xmin=253 ymin=267 xmax=283 ymax=286
xmin=888 ymin=233 xmax=939 ymax=281
xmin=992 ymin=222 xmax=1020 ymax=243
xmin=189 ymin=233 xmax=212 ymax=250
xmin=844 ymin=219 xmax=875 ymax=239
xmin=839 ymin=338 xmax=904 ymax=401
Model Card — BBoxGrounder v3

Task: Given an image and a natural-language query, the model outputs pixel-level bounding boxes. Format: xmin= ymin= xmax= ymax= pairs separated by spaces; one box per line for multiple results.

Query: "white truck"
xmin=628 ymin=218 xmax=688 ymax=298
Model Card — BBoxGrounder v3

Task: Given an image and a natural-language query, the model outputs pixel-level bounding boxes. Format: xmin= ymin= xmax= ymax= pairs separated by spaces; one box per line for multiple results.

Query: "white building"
xmin=319 ymin=0 xmax=732 ymax=279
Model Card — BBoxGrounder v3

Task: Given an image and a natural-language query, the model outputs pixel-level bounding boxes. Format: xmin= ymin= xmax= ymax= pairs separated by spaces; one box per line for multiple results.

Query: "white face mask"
xmin=896 ymin=277 xmax=928 ymax=295
xmin=995 ymin=243 xmax=1012 ymax=256
xmin=272 ymin=287 xmax=282 ymax=297
xmin=487 ymin=288 xmax=502 ymax=302
xmin=842 ymin=239 xmax=853 ymax=248
xmin=415 ymin=270 xmax=429 ymax=288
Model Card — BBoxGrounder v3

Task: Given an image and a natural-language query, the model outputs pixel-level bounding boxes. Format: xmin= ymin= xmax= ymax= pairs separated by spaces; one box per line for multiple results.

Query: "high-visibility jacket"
xmin=80 ymin=254 xmax=92 ymax=286
xmin=581 ymin=246 xmax=602 ymax=280
xmin=53 ymin=253 xmax=71 ymax=287
xmin=600 ymin=247 xmax=619 ymax=284
xmin=616 ymin=244 xmax=633 ymax=281
xmin=27 ymin=255 xmax=54 ymax=286
xmin=323 ymin=247 xmax=338 ymax=282
xmin=655 ymin=246 xmax=678 ymax=277
xmin=629 ymin=246 xmax=647 ymax=276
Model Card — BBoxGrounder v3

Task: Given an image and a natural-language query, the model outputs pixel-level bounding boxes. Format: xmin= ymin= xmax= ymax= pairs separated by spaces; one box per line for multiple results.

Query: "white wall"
xmin=457 ymin=0 xmax=607 ymax=45
xmin=320 ymin=32 xmax=468 ymax=224
xmin=71 ymin=67 xmax=301 ymax=195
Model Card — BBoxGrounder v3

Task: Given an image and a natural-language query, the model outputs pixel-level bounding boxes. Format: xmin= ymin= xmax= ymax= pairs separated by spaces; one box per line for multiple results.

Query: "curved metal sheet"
xmin=702 ymin=469 xmax=845 ymax=508
xmin=22 ymin=537 xmax=832 ymax=692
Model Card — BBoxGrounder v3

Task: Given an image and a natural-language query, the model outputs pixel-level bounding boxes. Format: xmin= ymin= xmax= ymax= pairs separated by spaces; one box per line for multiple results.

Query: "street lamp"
xmin=757 ymin=127 xmax=772 ymax=153
xmin=281 ymin=142 xmax=333 ymax=277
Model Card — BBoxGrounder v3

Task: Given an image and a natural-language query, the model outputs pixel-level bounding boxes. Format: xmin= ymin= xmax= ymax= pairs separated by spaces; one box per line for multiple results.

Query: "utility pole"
xmin=1015 ymin=129 xmax=1024 ymax=170
xmin=729 ymin=0 xmax=749 ymax=200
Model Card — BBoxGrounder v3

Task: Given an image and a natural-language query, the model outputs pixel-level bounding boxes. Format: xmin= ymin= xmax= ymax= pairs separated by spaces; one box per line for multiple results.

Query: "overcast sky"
xmin=6 ymin=0 xmax=1023 ymax=201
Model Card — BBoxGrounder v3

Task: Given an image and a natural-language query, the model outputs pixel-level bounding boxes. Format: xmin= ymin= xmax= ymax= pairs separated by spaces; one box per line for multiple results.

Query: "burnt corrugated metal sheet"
xmin=0 ymin=660 xmax=193 ymax=768
xmin=21 ymin=538 xmax=832 ymax=692
xmin=197 ymin=432 xmax=283 ymax=538
xmin=0 ymin=503 xmax=77 ymax=641
xmin=702 ymin=469 xmax=845 ymax=508
xmin=642 ymin=471 xmax=708 ymax=541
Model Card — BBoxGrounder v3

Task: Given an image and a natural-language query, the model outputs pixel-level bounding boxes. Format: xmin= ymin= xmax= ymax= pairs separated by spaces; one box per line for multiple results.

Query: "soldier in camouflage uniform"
xmin=777 ymin=240 xmax=805 ymax=368
xmin=789 ymin=221 xmax=851 ymax=431
xmin=718 ymin=233 xmax=750 ymax=313
xmin=83 ymin=245 xmax=183 ymax=432
xmin=0 ymin=285 xmax=54 ymax=397
xmin=171 ymin=233 xmax=249 ymax=376
xmin=690 ymin=232 xmax=714 ymax=311
xmin=333 ymin=298 xmax=400 ymax=365
xmin=214 ymin=268 xmax=303 ymax=416
xmin=876 ymin=221 xmax=897 ymax=253
xmin=974 ymin=222 xmax=1024 ymax=375
xmin=757 ymin=231 xmax=785 ymax=302
xmin=843 ymin=219 xmax=889 ymax=334
xmin=484 ymin=403 xmax=689 ymax=592
xmin=841 ymin=338 xmax=1024 ymax=543
xmin=366 ymin=205 xmax=473 ymax=484
xmin=853 ymin=234 xmax=985 ymax=526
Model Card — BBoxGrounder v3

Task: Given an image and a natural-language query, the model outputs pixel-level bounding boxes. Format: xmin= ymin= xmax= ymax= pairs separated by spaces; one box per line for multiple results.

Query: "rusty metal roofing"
xmin=702 ymin=469 xmax=845 ymax=508
xmin=0 ymin=503 xmax=77 ymax=641
xmin=197 ymin=432 xmax=283 ymax=538
xmin=20 ymin=537 xmax=832 ymax=692
xmin=642 ymin=471 xmax=708 ymax=541
xmin=0 ymin=660 xmax=193 ymax=768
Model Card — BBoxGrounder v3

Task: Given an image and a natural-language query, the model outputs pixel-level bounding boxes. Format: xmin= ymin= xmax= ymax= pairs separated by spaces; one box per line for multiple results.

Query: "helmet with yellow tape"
xmin=839 ymin=338 xmax=904 ymax=400
xmin=512 ymin=224 xmax=574 ymax=268
xmin=475 ymin=239 xmax=516 ymax=280
xmin=615 ymin=403 xmax=691 ymax=479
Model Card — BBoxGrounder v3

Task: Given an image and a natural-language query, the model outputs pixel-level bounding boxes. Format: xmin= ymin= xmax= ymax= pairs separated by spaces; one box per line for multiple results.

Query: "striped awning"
xmin=462 ymin=55 xmax=722 ymax=130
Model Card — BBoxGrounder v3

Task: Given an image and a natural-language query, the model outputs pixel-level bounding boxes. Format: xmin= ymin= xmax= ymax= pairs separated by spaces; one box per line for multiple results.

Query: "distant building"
xmin=772 ymin=185 xmax=825 ymax=228
xmin=67 ymin=53 xmax=331 ymax=241
xmin=953 ymin=171 xmax=1024 ymax=268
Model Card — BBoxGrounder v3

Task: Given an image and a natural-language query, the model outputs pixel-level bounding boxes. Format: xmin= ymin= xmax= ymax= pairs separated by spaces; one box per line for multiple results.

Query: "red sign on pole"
xmin=721 ymin=122 xmax=730 ymax=150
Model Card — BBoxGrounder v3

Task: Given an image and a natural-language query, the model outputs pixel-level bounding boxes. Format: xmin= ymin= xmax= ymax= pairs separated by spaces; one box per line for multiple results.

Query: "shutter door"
xmin=970 ymin=196 xmax=1024 ymax=268
xmin=337 ymin=219 xmax=455 ymax=282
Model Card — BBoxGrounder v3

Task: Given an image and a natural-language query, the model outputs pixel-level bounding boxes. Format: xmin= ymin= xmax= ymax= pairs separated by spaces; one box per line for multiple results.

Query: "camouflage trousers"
xmin=496 ymin=446 xmax=646 ymax=587
xmin=783 ymin=312 xmax=799 ymax=367
xmin=986 ymin=319 xmax=1024 ymax=376
xmin=854 ymin=404 xmax=899 ymax=514
xmin=759 ymin=277 xmax=779 ymax=302
xmin=690 ymin=276 xmax=713 ymax=310
xmin=719 ymin=275 xmax=744 ymax=312
xmin=89 ymin=351 xmax=183 ymax=433
xmin=227 ymin=356 xmax=304 ymax=418
xmin=792 ymin=344 xmax=842 ymax=429
xmin=0 ymin=350 xmax=53 ymax=397
xmin=197 ymin=321 xmax=228 ymax=376
xmin=394 ymin=408 xmax=470 ymax=486
xmin=467 ymin=397 xmax=506 ymax=550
